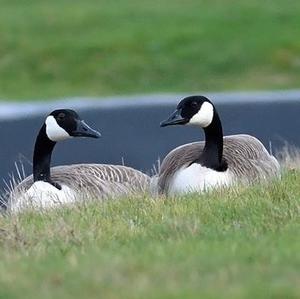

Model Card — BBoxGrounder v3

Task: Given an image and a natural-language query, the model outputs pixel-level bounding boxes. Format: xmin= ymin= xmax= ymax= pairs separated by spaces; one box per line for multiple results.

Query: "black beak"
xmin=72 ymin=120 xmax=101 ymax=138
xmin=160 ymin=109 xmax=187 ymax=127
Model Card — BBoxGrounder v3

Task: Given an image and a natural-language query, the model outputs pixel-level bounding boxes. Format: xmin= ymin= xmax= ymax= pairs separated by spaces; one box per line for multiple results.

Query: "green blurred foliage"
xmin=0 ymin=0 xmax=300 ymax=100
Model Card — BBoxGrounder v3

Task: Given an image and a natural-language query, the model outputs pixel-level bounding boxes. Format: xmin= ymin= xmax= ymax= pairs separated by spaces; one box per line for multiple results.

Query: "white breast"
xmin=10 ymin=181 xmax=76 ymax=213
xmin=168 ymin=163 xmax=233 ymax=195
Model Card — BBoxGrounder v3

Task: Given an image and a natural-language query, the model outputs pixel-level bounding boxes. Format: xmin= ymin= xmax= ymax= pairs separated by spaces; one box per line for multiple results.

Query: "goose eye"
xmin=191 ymin=101 xmax=198 ymax=108
xmin=57 ymin=112 xmax=65 ymax=120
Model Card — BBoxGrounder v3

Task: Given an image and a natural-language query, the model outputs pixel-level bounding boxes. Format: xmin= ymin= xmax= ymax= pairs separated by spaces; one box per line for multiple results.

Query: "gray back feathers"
xmin=11 ymin=164 xmax=151 ymax=201
xmin=158 ymin=134 xmax=280 ymax=194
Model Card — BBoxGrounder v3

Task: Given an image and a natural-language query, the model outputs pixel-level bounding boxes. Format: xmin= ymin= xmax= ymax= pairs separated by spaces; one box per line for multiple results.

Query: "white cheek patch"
xmin=45 ymin=115 xmax=71 ymax=142
xmin=189 ymin=102 xmax=214 ymax=127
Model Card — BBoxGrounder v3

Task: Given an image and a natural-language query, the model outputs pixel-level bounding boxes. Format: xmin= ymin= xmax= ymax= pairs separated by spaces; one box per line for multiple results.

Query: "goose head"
xmin=160 ymin=96 xmax=215 ymax=128
xmin=32 ymin=109 xmax=101 ymax=190
xmin=45 ymin=109 xmax=101 ymax=142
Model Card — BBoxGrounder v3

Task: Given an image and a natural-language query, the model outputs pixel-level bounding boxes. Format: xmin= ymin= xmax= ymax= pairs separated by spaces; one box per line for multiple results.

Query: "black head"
xmin=160 ymin=96 xmax=215 ymax=128
xmin=45 ymin=109 xmax=101 ymax=142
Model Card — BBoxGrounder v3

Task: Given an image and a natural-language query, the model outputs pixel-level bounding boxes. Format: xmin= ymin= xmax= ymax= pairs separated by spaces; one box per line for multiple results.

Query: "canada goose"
xmin=9 ymin=109 xmax=150 ymax=212
xmin=157 ymin=95 xmax=280 ymax=195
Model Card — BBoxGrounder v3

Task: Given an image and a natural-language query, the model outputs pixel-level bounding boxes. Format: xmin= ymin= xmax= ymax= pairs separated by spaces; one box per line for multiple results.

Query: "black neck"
xmin=33 ymin=125 xmax=56 ymax=184
xmin=197 ymin=111 xmax=227 ymax=171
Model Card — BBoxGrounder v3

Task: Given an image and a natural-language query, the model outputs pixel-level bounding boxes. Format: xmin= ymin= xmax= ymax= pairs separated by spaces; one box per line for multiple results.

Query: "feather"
xmin=8 ymin=164 xmax=151 ymax=211
xmin=158 ymin=134 xmax=280 ymax=195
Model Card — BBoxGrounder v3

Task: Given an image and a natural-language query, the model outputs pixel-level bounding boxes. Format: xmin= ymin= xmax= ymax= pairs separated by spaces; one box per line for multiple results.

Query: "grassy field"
xmin=0 ymin=0 xmax=300 ymax=100
xmin=0 ymin=171 xmax=299 ymax=299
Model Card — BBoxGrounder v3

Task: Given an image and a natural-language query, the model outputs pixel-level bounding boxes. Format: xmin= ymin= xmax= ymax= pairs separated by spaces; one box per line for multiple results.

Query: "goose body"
xmin=158 ymin=135 xmax=279 ymax=195
xmin=11 ymin=163 xmax=150 ymax=209
xmin=8 ymin=110 xmax=150 ymax=212
xmin=158 ymin=96 xmax=280 ymax=195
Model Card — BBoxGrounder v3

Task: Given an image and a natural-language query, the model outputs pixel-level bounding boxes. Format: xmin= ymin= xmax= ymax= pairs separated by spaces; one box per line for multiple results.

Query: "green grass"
xmin=1 ymin=0 xmax=300 ymax=100
xmin=1 ymin=171 xmax=300 ymax=298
